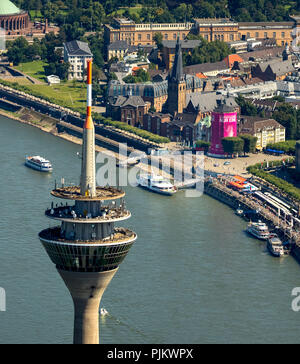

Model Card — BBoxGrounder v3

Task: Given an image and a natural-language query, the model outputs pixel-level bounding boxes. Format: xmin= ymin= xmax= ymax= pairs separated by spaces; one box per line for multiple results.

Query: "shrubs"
xmin=93 ymin=114 xmax=170 ymax=144
xmin=266 ymin=140 xmax=296 ymax=155
xmin=195 ymin=140 xmax=211 ymax=152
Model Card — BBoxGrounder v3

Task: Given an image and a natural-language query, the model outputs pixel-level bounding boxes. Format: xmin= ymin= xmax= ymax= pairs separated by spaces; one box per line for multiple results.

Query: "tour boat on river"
xmin=25 ymin=156 xmax=53 ymax=172
xmin=246 ymin=221 xmax=270 ymax=240
xmin=137 ymin=174 xmax=177 ymax=196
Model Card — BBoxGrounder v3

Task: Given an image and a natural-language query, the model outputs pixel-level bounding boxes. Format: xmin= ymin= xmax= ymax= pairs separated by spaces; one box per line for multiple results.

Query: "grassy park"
xmin=2 ymin=61 xmax=87 ymax=112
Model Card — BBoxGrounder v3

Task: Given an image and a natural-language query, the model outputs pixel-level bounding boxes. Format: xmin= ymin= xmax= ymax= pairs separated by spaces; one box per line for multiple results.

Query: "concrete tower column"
xmin=58 ymin=268 xmax=118 ymax=344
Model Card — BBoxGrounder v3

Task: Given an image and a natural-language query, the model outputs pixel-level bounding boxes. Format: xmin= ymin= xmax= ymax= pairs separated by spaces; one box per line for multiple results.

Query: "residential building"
xmin=252 ymin=59 xmax=295 ymax=81
xmin=142 ymin=112 xmax=201 ymax=145
xmin=63 ymin=40 xmax=93 ymax=80
xmin=238 ymin=116 xmax=285 ymax=149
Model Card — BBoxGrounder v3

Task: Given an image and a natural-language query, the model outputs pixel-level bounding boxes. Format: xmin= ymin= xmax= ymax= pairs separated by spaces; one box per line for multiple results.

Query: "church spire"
xmin=170 ymin=36 xmax=184 ymax=82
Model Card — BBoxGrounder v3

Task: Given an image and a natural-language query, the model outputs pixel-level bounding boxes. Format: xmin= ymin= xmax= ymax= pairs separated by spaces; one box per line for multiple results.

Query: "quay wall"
xmin=204 ymin=180 xmax=300 ymax=265
xmin=0 ymin=85 xmax=158 ymax=152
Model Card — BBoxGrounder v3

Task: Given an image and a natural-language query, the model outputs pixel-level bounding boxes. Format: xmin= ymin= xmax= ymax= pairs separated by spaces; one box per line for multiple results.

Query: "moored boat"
xmin=267 ymin=234 xmax=285 ymax=257
xmin=25 ymin=156 xmax=53 ymax=172
xmin=137 ymin=174 xmax=177 ymax=196
xmin=246 ymin=221 xmax=270 ymax=240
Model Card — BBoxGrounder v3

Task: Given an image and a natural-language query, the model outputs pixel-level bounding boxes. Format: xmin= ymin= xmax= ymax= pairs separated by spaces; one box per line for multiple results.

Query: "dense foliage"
xmin=266 ymin=140 xmax=297 ymax=154
xmin=239 ymin=134 xmax=258 ymax=154
xmin=183 ymin=37 xmax=232 ymax=66
xmin=14 ymin=0 xmax=300 ymax=27
xmin=123 ymin=69 xmax=150 ymax=84
xmin=221 ymin=136 xmax=245 ymax=155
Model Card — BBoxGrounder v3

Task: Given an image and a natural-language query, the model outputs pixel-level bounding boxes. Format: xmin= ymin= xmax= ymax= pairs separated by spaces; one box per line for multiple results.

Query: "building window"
xmin=230 ymin=34 xmax=234 ymax=41
xmin=255 ymin=32 xmax=259 ymax=38
xmin=173 ymin=33 xmax=177 ymax=39
xmin=247 ymin=32 xmax=250 ymax=38
xmin=164 ymin=34 xmax=168 ymax=40
xmin=281 ymin=32 xmax=285 ymax=38
xmin=138 ymin=34 xmax=141 ymax=41
xmin=264 ymin=32 xmax=268 ymax=38
xmin=147 ymin=34 xmax=150 ymax=40
xmin=273 ymin=32 xmax=276 ymax=38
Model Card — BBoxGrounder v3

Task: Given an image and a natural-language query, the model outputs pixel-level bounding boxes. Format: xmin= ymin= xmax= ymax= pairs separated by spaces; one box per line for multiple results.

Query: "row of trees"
xmin=194 ymin=135 xmax=257 ymax=155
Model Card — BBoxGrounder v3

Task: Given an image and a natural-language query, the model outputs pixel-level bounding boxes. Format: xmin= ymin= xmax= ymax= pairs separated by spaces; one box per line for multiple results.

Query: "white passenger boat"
xmin=246 ymin=221 xmax=270 ymax=240
xmin=267 ymin=234 xmax=285 ymax=257
xmin=25 ymin=156 xmax=53 ymax=172
xmin=137 ymin=174 xmax=177 ymax=196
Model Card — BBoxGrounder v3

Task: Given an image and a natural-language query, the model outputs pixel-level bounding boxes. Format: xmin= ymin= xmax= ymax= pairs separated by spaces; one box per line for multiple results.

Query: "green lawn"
xmin=0 ymin=77 xmax=86 ymax=113
xmin=15 ymin=61 xmax=48 ymax=82
xmin=28 ymin=82 xmax=87 ymax=111
xmin=110 ymin=5 xmax=143 ymax=17
xmin=9 ymin=61 xmax=87 ymax=112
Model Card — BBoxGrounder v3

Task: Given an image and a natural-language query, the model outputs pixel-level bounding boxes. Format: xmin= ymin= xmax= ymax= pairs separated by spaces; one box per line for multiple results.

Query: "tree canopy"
xmin=15 ymin=0 xmax=300 ymax=28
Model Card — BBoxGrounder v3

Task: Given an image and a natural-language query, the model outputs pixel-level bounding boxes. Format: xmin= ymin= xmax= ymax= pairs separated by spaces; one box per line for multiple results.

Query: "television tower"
xmin=39 ymin=60 xmax=137 ymax=344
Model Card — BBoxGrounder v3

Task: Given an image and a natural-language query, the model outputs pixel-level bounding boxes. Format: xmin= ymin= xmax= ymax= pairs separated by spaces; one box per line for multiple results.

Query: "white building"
xmin=63 ymin=40 xmax=93 ymax=80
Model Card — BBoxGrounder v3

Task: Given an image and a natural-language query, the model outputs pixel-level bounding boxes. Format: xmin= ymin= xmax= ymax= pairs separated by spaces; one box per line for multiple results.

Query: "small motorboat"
xmin=100 ymin=308 xmax=108 ymax=316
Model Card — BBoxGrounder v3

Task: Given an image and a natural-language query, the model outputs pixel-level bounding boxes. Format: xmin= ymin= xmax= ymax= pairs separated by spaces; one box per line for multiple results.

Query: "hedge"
xmin=266 ymin=140 xmax=296 ymax=154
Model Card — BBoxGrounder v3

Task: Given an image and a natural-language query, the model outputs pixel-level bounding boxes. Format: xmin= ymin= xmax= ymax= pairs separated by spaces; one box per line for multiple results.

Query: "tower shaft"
xmin=58 ymin=269 xmax=118 ymax=344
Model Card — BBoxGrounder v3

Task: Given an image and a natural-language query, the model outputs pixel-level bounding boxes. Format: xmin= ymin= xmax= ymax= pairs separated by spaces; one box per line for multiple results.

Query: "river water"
xmin=0 ymin=115 xmax=300 ymax=344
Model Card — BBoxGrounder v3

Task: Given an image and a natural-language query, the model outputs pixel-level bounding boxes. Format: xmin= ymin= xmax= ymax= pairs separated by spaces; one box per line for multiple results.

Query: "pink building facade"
xmin=208 ymin=102 xmax=237 ymax=157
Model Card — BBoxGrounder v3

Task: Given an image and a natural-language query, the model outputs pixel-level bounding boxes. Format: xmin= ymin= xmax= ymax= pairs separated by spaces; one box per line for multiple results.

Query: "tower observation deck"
xmin=39 ymin=60 xmax=137 ymax=344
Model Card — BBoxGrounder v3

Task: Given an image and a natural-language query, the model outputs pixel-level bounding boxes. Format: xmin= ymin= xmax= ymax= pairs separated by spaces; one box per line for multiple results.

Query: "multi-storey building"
xmin=238 ymin=116 xmax=286 ymax=149
xmin=64 ymin=40 xmax=93 ymax=80
xmin=104 ymin=16 xmax=300 ymax=49
xmin=238 ymin=17 xmax=300 ymax=46
xmin=193 ymin=18 xmax=239 ymax=42
xmin=104 ymin=17 xmax=193 ymax=47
